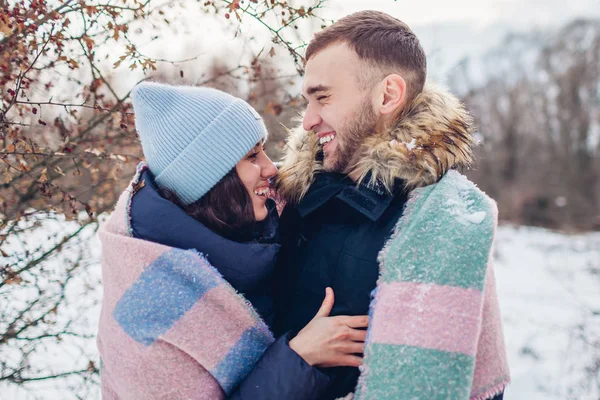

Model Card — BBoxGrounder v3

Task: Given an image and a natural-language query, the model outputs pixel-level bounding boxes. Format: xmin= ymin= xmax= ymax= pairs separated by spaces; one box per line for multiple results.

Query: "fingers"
xmin=341 ymin=315 xmax=369 ymax=328
xmin=315 ymin=287 xmax=335 ymax=318
xmin=337 ymin=355 xmax=364 ymax=368
xmin=338 ymin=341 xmax=365 ymax=355
xmin=347 ymin=328 xmax=368 ymax=342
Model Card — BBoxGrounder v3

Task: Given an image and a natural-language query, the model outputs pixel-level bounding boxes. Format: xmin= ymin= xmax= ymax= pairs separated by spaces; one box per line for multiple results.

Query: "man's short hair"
xmin=305 ymin=10 xmax=427 ymax=103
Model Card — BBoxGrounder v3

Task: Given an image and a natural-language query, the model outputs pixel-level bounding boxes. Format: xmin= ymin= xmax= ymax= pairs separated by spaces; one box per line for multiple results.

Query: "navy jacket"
xmin=275 ymin=172 xmax=504 ymax=400
xmin=129 ymin=170 xmax=329 ymax=399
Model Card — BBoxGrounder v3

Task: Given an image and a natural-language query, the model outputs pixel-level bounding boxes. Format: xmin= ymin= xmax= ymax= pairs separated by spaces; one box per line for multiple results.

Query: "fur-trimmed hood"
xmin=276 ymin=83 xmax=476 ymax=204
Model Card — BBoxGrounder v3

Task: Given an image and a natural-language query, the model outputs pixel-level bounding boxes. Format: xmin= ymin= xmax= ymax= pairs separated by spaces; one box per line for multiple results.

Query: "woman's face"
xmin=235 ymin=143 xmax=278 ymax=221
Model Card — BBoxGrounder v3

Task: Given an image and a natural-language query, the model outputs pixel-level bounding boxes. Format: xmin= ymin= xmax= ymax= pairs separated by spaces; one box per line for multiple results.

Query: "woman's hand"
xmin=289 ymin=287 xmax=369 ymax=368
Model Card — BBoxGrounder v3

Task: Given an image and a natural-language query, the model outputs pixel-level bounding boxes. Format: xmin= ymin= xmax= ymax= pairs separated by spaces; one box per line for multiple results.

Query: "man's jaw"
xmin=320 ymin=133 xmax=362 ymax=174
xmin=323 ymin=143 xmax=344 ymax=172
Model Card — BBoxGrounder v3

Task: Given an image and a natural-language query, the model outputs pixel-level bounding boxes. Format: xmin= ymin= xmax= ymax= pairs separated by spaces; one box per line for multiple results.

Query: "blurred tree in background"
xmin=449 ymin=19 xmax=600 ymax=231
xmin=0 ymin=0 xmax=326 ymax=397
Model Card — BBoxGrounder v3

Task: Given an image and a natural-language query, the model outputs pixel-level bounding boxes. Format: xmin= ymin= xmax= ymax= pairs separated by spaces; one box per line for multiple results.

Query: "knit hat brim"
xmin=154 ymin=99 xmax=267 ymax=204
xmin=132 ymin=82 xmax=268 ymax=205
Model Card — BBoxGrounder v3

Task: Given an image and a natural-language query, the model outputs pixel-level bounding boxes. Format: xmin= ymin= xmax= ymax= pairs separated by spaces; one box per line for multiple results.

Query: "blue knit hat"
xmin=132 ymin=82 xmax=267 ymax=205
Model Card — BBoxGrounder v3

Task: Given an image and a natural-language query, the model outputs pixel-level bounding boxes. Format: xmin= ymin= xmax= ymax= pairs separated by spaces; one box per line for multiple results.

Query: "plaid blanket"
xmin=97 ymin=167 xmax=274 ymax=399
xmin=354 ymin=171 xmax=510 ymax=400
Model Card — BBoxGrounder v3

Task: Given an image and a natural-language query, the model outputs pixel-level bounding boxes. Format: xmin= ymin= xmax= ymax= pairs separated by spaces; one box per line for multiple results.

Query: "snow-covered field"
xmin=1 ymin=223 xmax=599 ymax=399
xmin=495 ymin=225 xmax=600 ymax=400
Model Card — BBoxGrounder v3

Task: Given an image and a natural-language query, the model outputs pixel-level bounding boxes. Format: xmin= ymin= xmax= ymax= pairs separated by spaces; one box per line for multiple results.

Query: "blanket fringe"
xmin=338 ymin=378 xmax=510 ymax=400
xmin=471 ymin=377 xmax=511 ymax=400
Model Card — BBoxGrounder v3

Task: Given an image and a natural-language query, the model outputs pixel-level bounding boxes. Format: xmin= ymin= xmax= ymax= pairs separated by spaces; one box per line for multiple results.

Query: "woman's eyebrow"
xmin=244 ymin=143 xmax=261 ymax=157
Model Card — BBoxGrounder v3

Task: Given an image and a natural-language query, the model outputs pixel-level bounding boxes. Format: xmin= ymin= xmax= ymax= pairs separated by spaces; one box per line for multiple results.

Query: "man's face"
xmin=302 ymin=42 xmax=379 ymax=173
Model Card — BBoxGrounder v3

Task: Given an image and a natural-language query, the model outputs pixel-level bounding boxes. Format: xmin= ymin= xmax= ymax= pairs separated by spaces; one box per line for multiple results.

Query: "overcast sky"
xmin=110 ymin=0 xmax=600 ymax=93
xmin=322 ymin=0 xmax=600 ymax=29
xmin=302 ymin=0 xmax=600 ymax=81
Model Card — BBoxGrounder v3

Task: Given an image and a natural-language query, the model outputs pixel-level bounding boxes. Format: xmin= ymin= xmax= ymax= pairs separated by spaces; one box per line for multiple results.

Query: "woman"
xmin=97 ymin=82 xmax=368 ymax=399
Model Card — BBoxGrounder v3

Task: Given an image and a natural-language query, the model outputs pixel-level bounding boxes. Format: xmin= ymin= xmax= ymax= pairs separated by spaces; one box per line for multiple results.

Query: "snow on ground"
xmin=1 ymin=223 xmax=599 ymax=399
xmin=495 ymin=225 xmax=600 ymax=400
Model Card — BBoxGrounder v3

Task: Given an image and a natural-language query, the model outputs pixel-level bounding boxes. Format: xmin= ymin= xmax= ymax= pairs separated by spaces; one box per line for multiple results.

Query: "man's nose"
xmin=303 ymin=103 xmax=321 ymax=132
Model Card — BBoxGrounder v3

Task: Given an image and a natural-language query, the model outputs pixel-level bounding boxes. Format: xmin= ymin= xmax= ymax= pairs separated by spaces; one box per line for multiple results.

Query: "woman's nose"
xmin=262 ymin=156 xmax=278 ymax=179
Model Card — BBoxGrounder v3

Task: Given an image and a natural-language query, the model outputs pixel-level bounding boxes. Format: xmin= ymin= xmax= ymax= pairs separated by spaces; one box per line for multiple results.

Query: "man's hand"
xmin=289 ymin=287 xmax=369 ymax=368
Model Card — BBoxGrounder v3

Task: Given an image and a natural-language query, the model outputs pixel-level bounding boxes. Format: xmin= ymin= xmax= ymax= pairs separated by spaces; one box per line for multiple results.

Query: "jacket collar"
xmin=276 ymin=83 xmax=475 ymax=205
xmin=129 ymin=166 xmax=281 ymax=294
xmin=297 ymin=171 xmax=405 ymax=222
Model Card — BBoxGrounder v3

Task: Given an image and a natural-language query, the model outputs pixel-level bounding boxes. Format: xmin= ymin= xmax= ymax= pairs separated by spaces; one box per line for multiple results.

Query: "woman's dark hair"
xmin=158 ymin=168 xmax=256 ymax=242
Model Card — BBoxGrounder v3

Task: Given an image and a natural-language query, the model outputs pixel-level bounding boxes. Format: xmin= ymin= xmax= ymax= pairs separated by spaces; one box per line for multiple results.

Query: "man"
xmin=274 ymin=10 xmax=510 ymax=400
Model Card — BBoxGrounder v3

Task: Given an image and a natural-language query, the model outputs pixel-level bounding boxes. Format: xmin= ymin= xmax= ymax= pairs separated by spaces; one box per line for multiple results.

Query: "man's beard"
xmin=324 ymin=98 xmax=378 ymax=173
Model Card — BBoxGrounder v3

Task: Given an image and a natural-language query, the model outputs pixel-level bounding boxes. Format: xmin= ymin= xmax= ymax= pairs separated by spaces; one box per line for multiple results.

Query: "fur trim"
xmin=276 ymin=83 xmax=475 ymax=204
xmin=275 ymin=123 xmax=323 ymax=205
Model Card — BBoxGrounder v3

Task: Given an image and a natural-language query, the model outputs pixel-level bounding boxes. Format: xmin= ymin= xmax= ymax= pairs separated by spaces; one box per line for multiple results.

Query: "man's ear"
xmin=379 ymin=74 xmax=406 ymax=115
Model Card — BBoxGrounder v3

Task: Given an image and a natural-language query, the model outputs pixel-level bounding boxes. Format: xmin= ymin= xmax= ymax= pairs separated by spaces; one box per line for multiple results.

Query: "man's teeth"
xmin=254 ymin=188 xmax=269 ymax=196
xmin=319 ymin=134 xmax=335 ymax=145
